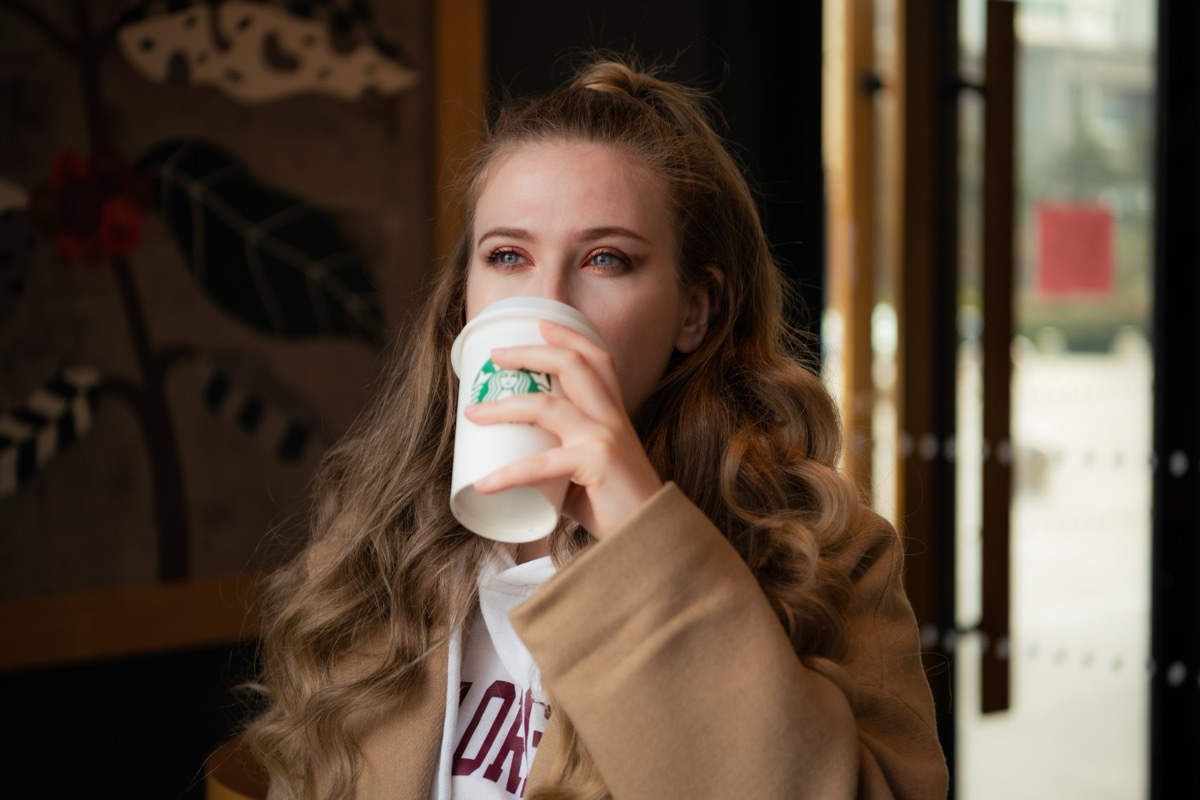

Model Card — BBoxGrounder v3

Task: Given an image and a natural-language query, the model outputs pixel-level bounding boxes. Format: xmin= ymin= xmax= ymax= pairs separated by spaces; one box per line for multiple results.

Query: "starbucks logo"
xmin=470 ymin=359 xmax=552 ymax=404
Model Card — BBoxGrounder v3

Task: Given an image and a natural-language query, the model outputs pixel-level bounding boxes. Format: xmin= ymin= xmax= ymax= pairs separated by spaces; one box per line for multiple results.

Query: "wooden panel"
xmin=0 ymin=573 xmax=260 ymax=674
xmin=827 ymin=0 xmax=877 ymax=495
xmin=434 ymin=0 xmax=488 ymax=265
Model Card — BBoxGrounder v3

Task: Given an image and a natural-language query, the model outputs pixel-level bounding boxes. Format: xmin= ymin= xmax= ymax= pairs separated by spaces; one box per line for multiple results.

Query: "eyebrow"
xmin=476 ymin=225 xmax=651 ymax=249
xmin=476 ymin=227 xmax=533 ymax=248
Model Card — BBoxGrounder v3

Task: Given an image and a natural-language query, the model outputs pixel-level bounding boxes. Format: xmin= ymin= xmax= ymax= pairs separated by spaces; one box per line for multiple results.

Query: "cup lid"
xmin=451 ymin=296 xmax=605 ymax=375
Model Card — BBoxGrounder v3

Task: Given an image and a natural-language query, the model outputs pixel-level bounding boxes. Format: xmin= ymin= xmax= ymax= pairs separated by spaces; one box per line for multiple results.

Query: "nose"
xmin=528 ymin=263 xmax=571 ymax=305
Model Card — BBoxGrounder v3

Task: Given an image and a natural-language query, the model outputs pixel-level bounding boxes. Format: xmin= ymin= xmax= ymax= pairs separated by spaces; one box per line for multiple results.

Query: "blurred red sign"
xmin=1035 ymin=202 xmax=1114 ymax=297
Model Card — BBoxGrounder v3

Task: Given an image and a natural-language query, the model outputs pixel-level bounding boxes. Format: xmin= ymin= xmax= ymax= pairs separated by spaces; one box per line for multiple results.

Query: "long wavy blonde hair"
xmin=243 ymin=52 xmax=867 ymax=800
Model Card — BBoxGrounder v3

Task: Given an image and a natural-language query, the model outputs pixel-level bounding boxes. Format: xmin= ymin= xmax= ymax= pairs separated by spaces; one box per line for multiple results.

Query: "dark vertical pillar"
xmin=1150 ymin=0 xmax=1200 ymax=796
xmin=979 ymin=0 xmax=1014 ymax=717
xmin=898 ymin=0 xmax=961 ymax=792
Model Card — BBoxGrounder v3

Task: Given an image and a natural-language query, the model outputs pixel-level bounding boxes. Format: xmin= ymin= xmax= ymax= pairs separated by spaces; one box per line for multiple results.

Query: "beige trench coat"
xmin=272 ymin=483 xmax=949 ymax=799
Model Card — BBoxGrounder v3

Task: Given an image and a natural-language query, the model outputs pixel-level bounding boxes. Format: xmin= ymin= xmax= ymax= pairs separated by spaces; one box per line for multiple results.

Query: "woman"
xmin=243 ymin=53 xmax=949 ymax=799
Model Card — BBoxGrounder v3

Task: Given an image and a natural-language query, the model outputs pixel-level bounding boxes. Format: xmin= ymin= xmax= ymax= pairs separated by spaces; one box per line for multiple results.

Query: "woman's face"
xmin=465 ymin=141 xmax=708 ymax=414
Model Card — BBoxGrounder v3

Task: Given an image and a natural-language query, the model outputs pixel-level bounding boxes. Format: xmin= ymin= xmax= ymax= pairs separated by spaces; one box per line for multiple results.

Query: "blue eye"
xmin=486 ymin=248 xmax=529 ymax=268
xmin=586 ymin=250 xmax=631 ymax=271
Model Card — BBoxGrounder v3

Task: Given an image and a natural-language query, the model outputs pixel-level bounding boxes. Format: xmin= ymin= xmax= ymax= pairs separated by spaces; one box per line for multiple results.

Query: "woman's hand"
xmin=463 ymin=320 xmax=663 ymax=539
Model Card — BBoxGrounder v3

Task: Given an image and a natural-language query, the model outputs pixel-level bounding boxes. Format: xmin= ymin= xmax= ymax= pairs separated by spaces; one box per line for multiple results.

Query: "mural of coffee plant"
xmin=0 ymin=0 xmax=428 ymax=587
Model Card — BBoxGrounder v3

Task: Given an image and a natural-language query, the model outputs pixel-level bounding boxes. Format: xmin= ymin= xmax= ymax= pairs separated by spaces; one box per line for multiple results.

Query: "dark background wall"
xmin=487 ymin=0 xmax=827 ymax=342
xmin=0 ymin=3 xmax=824 ymax=798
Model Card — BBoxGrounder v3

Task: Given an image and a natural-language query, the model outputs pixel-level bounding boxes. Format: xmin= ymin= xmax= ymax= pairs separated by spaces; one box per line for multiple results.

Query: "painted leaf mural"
xmin=116 ymin=0 xmax=419 ymax=104
xmin=0 ymin=367 xmax=102 ymax=498
xmin=137 ymin=138 xmax=384 ymax=347
xmin=0 ymin=0 xmax=420 ymax=589
xmin=197 ymin=349 xmax=330 ymax=463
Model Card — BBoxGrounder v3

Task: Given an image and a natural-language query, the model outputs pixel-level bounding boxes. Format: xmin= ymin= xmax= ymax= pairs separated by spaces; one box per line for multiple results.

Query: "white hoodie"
xmin=430 ymin=550 xmax=556 ymax=800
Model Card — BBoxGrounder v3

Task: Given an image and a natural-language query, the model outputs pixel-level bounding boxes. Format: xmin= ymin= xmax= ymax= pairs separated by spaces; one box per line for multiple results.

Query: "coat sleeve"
xmin=510 ymin=483 xmax=948 ymax=799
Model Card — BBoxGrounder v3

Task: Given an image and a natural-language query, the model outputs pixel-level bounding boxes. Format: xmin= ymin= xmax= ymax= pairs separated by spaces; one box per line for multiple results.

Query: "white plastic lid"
xmin=450 ymin=296 xmax=605 ymax=376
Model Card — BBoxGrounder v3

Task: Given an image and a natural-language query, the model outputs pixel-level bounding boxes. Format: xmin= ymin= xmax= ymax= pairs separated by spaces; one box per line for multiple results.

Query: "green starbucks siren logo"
xmin=470 ymin=359 xmax=552 ymax=404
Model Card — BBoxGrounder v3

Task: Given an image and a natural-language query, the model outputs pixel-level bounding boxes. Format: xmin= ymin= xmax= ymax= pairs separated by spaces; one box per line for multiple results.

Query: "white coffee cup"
xmin=450 ymin=296 xmax=606 ymax=542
